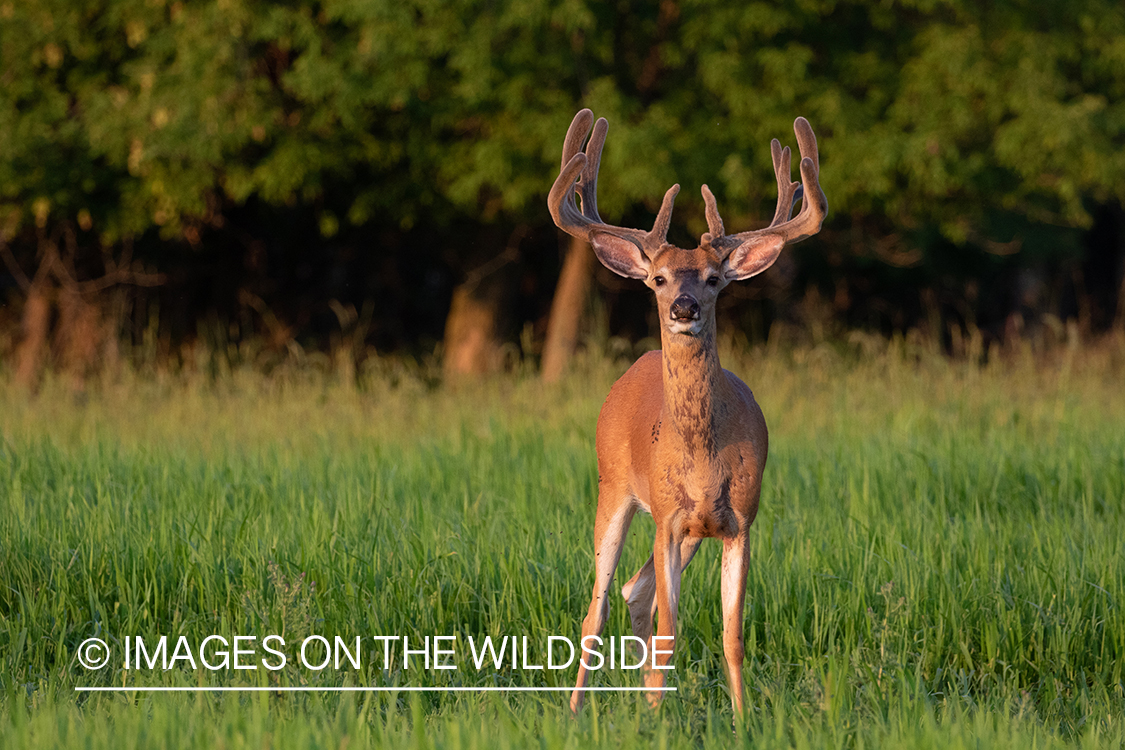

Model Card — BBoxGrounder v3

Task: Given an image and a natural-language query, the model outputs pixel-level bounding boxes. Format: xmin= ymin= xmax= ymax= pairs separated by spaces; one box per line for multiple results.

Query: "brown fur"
xmin=598 ymin=349 xmax=765 ymax=534
xmin=570 ymin=263 xmax=768 ymax=714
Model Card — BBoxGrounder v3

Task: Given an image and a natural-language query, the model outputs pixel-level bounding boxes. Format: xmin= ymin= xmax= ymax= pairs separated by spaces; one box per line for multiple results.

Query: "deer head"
xmin=548 ymin=109 xmax=828 ymax=338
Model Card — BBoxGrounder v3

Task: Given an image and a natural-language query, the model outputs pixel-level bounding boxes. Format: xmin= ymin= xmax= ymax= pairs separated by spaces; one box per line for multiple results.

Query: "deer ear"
xmin=722 ymin=234 xmax=786 ymax=281
xmin=590 ymin=232 xmax=650 ymax=279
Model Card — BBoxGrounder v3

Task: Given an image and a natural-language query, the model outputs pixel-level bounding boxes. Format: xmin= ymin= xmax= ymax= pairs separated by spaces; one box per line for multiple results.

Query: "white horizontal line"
xmin=75 ymin=686 xmax=675 ymax=693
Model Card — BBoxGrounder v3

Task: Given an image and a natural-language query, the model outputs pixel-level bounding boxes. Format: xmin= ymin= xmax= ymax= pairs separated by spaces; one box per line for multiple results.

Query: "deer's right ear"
xmin=590 ymin=232 xmax=650 ymax=279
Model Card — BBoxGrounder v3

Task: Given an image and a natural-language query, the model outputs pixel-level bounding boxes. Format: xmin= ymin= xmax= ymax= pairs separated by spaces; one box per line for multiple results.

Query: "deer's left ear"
xmin=722 ymin=234 xmax=786 ymax=281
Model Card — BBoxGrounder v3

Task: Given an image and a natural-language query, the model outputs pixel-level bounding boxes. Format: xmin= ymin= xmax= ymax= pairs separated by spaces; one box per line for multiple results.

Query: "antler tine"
xmin=793 ymin=116 xmax=819 ymax=172
xmin=576 ymin=116 xmax=608 ymax=222
xmin=561 ymin=109 xmax=595 ymax=171
xmin=547 ymin=148 xmax=593 ymax=233
xmin=548 ymin=110 xmax=678 ymax=258
xmin=648 ymin=184 xmax=681 ymax=253
xmin=769 ymin=139 xmax=802 ymax=227
xmin=701 ymin=184 xmax=724 ymax=240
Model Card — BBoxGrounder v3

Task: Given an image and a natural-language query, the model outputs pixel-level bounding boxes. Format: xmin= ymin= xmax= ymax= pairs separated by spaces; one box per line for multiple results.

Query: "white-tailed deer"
xmin=548 ymin=109 xmax=827 ymax=714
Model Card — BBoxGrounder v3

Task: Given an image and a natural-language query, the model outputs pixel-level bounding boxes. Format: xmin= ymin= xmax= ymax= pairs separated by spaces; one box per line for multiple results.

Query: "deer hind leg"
xmin=621 ymin=537 xmax=701 ymax=657
xmin=644 ymin=522 xmax=684 ymax=707
xmin=720 ymin=529 xmax=752 ymax=717
xmin=569 ymin=498 xmax=636 ymax=714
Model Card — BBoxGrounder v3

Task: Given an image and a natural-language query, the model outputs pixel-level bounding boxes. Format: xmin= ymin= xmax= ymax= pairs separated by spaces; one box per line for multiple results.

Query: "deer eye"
xmin=706 ymin=276 xmax=719 ymax=287
xmin=653 ymin=276 xmax=666 ymax=286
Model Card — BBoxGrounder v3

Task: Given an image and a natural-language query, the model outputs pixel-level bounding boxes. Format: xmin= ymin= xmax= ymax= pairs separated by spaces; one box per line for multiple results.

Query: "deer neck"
xmin=660 ymin=318 xmax=725 ymax=457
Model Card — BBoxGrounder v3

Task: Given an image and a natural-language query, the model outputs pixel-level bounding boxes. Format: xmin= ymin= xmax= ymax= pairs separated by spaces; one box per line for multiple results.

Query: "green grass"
xmin=2 ymin=336 xmax=1125 ymax=748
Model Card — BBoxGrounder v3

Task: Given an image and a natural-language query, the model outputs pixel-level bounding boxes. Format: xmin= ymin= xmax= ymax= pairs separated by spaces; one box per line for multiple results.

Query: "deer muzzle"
xmin=670 ymin=295 xmax=700 ymax=321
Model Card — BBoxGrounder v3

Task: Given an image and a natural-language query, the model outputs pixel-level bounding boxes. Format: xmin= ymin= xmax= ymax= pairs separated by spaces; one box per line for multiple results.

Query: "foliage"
xmin=2 ymin=0 xmax=1123 ymax=251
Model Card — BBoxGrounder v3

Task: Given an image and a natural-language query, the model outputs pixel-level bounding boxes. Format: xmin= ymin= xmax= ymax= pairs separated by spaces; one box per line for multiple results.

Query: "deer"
xmin=547 ymin=109 xmax=827 ymax=715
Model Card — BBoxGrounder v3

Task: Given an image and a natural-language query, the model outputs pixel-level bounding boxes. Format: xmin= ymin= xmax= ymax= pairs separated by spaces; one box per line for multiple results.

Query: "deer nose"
xmin=670 ymin=295 xmax=700 ymax=321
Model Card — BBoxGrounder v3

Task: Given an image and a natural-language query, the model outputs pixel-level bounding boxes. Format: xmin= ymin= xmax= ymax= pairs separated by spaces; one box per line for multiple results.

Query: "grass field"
xmin=2 ymin=336 xmax=1125 ymax=748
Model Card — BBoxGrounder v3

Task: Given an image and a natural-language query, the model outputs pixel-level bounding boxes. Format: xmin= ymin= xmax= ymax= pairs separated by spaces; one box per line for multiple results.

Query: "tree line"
xmin=2 ymin=0 xmax=1124 ymax=386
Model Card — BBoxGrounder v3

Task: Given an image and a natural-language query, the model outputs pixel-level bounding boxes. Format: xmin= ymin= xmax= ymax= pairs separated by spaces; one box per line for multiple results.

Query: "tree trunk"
xmin=441 ymin=232 xmax=519 ymax=379
xmin=13 ymin=282 xmax=51 ymax=390
xmin=443 ymin=280 xmax=504 ymax=378
xmin=57 ymin=283 xmax=102 ymax=393
xmin=541 ymin=235 xmax=592 ymax=383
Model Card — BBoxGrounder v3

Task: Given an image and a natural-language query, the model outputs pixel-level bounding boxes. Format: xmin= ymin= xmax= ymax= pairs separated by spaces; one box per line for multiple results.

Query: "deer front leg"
xmin=570 ymin=499 xmax=636 ymax=714
xmin=621 ymin=537 xmax=701 ymax=655
xmin=720 ymin=529 xmax=752 ymax=717
xmin=644 ymin=522 xmax=683 ymax=707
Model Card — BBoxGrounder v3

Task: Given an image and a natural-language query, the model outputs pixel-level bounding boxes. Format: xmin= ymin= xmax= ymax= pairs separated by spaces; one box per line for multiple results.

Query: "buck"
xmin=548 ymin=109 xmax=827 ymax=714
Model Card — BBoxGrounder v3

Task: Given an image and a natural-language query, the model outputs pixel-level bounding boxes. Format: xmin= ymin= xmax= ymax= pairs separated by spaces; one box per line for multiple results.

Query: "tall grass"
xmin=2 ymin=335 xmax=1124 ymax=748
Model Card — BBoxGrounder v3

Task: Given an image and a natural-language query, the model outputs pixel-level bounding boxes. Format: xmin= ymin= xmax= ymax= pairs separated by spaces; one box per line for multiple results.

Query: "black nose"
xmin=670 ymin=295 xmax=700 ymax=321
